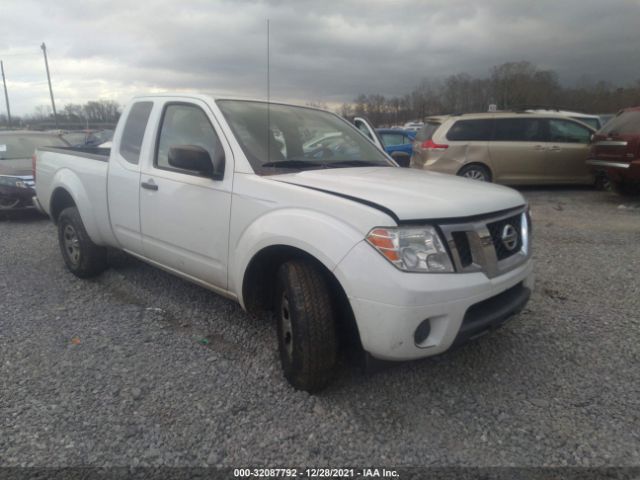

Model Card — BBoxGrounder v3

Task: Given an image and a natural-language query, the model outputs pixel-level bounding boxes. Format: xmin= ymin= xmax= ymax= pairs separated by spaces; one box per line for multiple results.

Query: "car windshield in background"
xmin=216 ymin=100 xmax=392 ymax=175
xmin=0 ymin=134 xmax=68 ymax=160
xmin=415 ymin=121 xmax=441 ymax=141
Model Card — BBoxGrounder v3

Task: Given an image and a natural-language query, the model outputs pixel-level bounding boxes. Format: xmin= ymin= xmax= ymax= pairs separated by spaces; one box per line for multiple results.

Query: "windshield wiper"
xmin=262 ymin=159 xmax=326 ymax=169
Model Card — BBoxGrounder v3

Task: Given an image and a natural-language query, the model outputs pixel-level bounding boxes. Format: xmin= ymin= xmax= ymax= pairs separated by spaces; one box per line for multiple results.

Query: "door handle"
xmin=549 ymin=146 xmax=562 ymax=152
xmin=533 ymin=145 xmax=546 ymax=151
xmin=141 ymin=179 xmax=158 ymax=191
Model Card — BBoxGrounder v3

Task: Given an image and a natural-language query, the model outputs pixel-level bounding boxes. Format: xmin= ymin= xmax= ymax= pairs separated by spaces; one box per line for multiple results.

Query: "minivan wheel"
xmin=458 ymin=164 xmax=491 ymax=182
xmin=275 ymin=259 xmax=338 ymax=392
xmin=57 ymin=207 xmax=108 ymax=278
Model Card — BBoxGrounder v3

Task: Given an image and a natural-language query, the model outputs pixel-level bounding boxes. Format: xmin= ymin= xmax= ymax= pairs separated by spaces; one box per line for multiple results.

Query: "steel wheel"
xmin=458 ymin=164 xmax=491 ymax=182
xmin=63 ymin=224 xmax=81 ymax=266
xmin=463 ymin=168 xmax=487 ymax=181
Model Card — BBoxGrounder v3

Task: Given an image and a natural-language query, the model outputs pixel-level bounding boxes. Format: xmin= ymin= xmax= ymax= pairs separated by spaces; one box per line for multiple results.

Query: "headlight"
xmin=366 ymin=225 xmax=454 ymax=273
xmin=15 ymin=181 xmax=28 ymax=189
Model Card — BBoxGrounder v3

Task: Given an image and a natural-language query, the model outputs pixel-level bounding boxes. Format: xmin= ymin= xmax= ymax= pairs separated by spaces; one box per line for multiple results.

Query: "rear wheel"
xmin=275 ymin=260 xmax=338 ymax=392
xmin=58 ymin=207 xmax=107 ymax=278
xmin=458 ymin=164 xmax=491 ymax=182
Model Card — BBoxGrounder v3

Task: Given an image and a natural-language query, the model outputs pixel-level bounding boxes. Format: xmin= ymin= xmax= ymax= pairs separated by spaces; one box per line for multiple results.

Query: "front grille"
xmin=487 ymin=214 xmax=522 ymax=261
xmin=439 ymin=207 xmax=529 ymax=278
xmin=451 ymin=231 xmax=472 ymax=267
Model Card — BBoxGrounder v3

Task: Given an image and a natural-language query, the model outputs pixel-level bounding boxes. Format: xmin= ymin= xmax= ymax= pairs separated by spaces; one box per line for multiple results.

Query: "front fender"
xmin=231 ymin=208 xmax=365 ymax=307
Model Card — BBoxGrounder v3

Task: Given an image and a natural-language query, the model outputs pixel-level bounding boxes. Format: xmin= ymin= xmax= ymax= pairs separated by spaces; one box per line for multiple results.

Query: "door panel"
xmin=547 ymin=118 xmax=593 ymax=182
xmin=107 ymin=101 xmax=154 ymax=253
xmin=139 ymin=171 xmax=231 ymax=287
xmin=489 ymin=118 xmax=549 ymax=184
xmin=139 ymin=101 xmax=232 ymax=289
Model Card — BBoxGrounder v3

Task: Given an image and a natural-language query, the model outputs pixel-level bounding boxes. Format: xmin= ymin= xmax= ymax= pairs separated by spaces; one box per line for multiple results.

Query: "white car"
xmin=34 ymin=94 xmax=534 ymax=392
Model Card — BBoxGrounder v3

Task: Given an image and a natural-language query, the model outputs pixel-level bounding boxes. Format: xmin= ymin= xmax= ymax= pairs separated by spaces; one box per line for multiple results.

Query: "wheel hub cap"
xmin=464 ymin=169 xmax=486 ymax=181
xmin=63 ymin=225 xmax=81 ymax=266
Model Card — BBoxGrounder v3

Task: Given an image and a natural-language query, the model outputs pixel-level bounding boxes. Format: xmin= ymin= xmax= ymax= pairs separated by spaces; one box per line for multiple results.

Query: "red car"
xmin=587 ymin=106 xmax=640 ymax=195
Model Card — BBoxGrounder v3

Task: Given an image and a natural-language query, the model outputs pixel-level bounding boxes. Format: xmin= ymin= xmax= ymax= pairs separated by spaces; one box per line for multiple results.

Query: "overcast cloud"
xmin=1 ymin=0 xmax=640 ymax=115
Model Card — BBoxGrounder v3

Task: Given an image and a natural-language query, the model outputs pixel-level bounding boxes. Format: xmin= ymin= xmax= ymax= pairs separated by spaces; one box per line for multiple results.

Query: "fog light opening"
xmin=414 ymin=318 xmax=432 ymax=346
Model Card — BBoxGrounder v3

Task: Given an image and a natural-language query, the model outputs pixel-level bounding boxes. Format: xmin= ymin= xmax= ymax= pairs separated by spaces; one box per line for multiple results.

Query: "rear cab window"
xmin=120 ymin=101 xmax=153 ymax=164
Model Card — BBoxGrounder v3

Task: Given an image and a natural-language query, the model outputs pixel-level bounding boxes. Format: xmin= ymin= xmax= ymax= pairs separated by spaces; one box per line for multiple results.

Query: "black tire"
xmin=611 ymin=180 xmax=640 ymax=197
xmin=594 ymin=170 xmax=612 ymax=191
xmin=57 ymin=207 xmax=107 ymax=278
xmin=458 ymin=164 xmax=491 ymax=182
xmin=275 ymin=260 xmax=338 ymax=392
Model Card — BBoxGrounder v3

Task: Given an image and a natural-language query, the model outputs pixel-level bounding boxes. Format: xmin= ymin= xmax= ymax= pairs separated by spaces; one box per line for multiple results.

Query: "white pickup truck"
xmin=35 ymin=94 xmax=534 ymax=391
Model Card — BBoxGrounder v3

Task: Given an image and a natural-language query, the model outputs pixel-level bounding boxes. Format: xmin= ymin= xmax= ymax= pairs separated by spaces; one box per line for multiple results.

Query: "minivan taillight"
xmin=32 ymin=154 xmax=37 ymax=182
xmin=420 ymin=139 xmax=448 ymax=151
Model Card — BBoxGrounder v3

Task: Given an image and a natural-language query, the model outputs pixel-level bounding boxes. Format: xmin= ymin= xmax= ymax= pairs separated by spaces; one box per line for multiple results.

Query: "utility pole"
xmin=40 ymin=42 xmax=59 ymax=129
xmin=1 ymin=60 xmax=11 ymax=128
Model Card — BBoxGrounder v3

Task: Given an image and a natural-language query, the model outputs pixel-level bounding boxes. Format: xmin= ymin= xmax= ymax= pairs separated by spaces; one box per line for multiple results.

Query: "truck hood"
xmin=272 ymin=167 xmax=525 ymax=221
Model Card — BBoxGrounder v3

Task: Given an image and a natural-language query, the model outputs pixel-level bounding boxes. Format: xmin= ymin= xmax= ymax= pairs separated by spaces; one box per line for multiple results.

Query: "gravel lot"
xmin=1 ymin=187 xmax=639 ymax=468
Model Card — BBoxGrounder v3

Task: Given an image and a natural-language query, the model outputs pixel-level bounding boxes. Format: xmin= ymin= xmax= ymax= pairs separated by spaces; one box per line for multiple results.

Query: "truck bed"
xmin=38 ymin=146 xmax=110 ymax=162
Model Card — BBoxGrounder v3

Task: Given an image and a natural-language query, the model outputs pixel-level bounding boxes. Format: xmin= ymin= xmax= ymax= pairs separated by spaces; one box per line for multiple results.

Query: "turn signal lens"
xmin=366 ymin=226 xmax=453 ymax=273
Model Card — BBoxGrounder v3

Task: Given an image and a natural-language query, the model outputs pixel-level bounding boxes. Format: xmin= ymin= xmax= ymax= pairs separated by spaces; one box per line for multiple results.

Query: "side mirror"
xmin=168 ymin=145 xmax=224 ymax=180
xmin=391 ymin=151 xmax=411 ymax=168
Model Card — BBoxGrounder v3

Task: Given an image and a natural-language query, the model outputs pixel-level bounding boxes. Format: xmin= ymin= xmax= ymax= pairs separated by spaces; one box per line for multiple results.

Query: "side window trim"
xmin=153 ymin=101 xmax=222 ymax=179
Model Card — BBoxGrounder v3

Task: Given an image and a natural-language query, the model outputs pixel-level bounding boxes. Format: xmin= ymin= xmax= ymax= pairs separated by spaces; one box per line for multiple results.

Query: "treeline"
xmin=339 ymin=61 xmax=640 ymax=126
xmin=1 ymin=99 xmax=121 ymax=130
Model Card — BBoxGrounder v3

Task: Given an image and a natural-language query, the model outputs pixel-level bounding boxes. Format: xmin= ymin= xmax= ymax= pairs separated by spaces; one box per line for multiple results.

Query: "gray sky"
xmin=1 ymin=0 xmax=640 ymax=115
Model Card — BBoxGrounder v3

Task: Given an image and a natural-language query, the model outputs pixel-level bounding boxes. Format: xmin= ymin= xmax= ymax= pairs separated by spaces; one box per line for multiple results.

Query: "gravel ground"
xmin=0 ymin=187 xmax=639 ymax=468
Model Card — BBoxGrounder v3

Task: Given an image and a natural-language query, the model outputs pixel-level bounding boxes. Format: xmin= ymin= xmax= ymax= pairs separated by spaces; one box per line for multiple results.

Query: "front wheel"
xmin=275 ymin=260 xmax=338 ymax=392
xmin=458 ymin=164 xmax=491 ymax=182
xmin=58 ymin=207 xmax=107 ymax=278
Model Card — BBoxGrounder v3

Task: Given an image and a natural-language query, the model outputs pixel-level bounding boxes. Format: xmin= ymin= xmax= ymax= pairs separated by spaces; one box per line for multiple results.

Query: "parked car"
xmin=403 ymin=121 xmax=424 ymax=132
xmin=61 ymin=129 xmax=114 ymax=148
xmin=352 ymin=117 xmax=411 ymax=166
xmin=0 ymin=131 xmax=68 ymax=210
xmin=587 ymin=106 xmax=640 ymax=195
xmin=410 ymin=112 xmax=597 ymax=185
xmin=35 ymin=94 xmax=533 ymax=392
xmin=525 ymin=108 xmax=602 ymax=130
xmin=376 ymin=128 xmax=416 ymax=161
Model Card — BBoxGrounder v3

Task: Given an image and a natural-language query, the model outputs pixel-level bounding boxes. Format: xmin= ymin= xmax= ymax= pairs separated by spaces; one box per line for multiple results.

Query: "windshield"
xmin=0 ymin=134 xmax=68 ymax=160
xmin=216 ymin=100 xmax=393 ymax=175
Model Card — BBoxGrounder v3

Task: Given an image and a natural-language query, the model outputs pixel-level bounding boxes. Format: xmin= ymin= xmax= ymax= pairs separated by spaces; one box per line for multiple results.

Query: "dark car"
xmin=587 ymin=106 xmax=640 ymax=195
xmin=0 ymin=131 xmax=69 ymax=210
